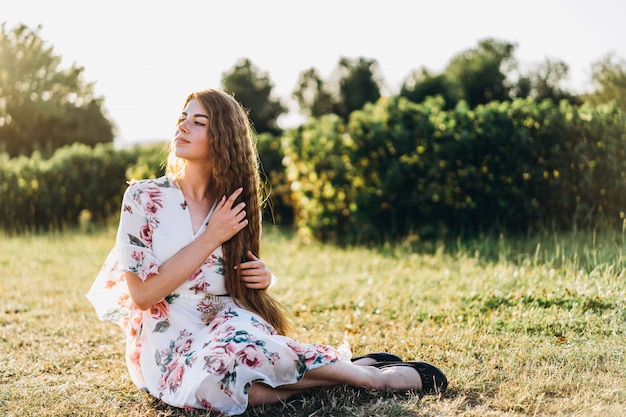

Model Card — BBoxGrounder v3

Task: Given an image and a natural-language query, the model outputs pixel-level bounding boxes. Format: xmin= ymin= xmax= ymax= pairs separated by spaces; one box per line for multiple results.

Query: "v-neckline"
xmin=178 ymin=187 xmax=217 ymax=237
xmin=194 ymin=200 xmax=217 ymax=237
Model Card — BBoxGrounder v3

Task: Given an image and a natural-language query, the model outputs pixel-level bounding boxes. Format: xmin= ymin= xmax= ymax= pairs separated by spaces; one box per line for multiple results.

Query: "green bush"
xmin=282 ymin=115 xmax=357 ymax=242
xmin=256 ymin=132 xmax=293 ymax=226
xmin=0 ymin=143 xmax=160 ymax=233
xmin=282 ymin=97 xmax=626 ymax=244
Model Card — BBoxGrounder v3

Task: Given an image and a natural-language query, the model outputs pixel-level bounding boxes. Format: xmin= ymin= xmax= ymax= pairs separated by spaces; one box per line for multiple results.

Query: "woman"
xmin=87 ymin=89 xmax=447 ymax=415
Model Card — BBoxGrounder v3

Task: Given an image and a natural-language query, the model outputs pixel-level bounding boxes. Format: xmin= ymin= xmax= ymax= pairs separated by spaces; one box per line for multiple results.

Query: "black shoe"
xmin=377 ymin=361 xmax=448 ymax=394
xmin=351 ymin=352 xmax=403 ymax=363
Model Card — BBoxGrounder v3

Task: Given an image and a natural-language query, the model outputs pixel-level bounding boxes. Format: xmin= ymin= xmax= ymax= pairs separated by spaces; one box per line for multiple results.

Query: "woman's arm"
xmin=126 ymin=188 xmax=248 ymax=310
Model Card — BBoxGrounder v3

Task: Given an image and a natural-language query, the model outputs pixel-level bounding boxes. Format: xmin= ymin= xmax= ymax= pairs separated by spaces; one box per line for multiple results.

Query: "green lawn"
xmin=1 ymin=225 xmax=624 ymax=416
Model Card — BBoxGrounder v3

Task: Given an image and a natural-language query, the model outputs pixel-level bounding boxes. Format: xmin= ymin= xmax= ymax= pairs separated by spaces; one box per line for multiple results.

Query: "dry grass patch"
xmin=1 ymin=225 xmax=625 ymax=416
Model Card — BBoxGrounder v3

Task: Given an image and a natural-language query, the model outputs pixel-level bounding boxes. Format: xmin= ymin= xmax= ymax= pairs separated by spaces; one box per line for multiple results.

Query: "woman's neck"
xmin=179 ymin=165 xmax=213 ymax=204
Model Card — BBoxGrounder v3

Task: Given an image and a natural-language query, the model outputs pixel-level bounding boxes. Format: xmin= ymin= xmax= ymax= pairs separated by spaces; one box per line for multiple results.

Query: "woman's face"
xmin=174 ymin=99 xmax=210 ymax=162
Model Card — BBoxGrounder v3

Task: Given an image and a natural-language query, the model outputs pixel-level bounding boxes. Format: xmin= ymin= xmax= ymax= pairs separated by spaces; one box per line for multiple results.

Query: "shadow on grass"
xmin=146 ymin=385 xmax=436 ymax=416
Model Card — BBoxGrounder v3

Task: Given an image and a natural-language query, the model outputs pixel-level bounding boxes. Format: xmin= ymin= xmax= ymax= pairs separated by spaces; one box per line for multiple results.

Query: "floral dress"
xmin=86 ymin=176 xmax=340 ymax=416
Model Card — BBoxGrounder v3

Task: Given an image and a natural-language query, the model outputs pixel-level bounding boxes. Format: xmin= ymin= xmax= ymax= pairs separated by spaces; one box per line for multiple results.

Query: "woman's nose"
xmin=178 ymin=120 xmax=188 ymax=133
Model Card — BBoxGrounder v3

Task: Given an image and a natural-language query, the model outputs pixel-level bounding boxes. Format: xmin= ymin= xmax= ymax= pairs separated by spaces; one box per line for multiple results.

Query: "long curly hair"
xmin=165 ymin=89 xmax=292 ymax=335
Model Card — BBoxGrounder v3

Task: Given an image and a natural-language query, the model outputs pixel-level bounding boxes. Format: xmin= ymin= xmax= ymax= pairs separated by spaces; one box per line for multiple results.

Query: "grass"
xmin=1 ymin=224 xmax=625 ymax=416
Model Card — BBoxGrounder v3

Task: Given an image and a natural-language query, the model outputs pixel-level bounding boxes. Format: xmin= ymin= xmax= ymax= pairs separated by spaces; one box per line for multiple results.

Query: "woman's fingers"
xmin=226 ymin=187 xmax=243 ymax=207
xmin=204 ymin=188 xmax=250 ymax=243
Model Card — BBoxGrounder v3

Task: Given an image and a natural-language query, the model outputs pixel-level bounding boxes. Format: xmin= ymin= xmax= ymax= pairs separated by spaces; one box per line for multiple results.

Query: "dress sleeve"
xmin=86 ymin=180 xmax=163 ymax=327
xmin=115 ymin=181 xmax=162 ymax=281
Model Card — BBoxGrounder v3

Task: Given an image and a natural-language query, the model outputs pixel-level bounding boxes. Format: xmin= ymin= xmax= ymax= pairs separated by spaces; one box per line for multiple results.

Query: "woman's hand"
xmin=237 ymin=250 xmax=272 ymax=290
xmin=203 ymin=187 xmax=248 ymax=245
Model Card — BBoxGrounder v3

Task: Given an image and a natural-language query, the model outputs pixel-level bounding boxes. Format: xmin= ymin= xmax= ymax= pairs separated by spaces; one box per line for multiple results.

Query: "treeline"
xmin=3 ymin=23 xmax=626 ymax=159
xmin=2 ymin=97 xmax=625 ymax=243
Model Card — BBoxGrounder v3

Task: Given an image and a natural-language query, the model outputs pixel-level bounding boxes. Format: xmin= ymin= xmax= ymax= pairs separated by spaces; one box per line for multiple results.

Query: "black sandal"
xmin=351 ymin=352 xmax=403 ymax=363
xmin=376 ymin=361 xmax=448 ymax=394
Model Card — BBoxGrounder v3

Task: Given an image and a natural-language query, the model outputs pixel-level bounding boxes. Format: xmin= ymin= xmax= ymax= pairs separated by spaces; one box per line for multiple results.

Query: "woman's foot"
xmin=377 ymin=361 xmax=448 ymax=394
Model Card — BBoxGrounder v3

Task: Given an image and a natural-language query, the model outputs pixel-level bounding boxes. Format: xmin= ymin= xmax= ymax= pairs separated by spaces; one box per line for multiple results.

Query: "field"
xmin=1 ymin=224 xmax=625 ymax=416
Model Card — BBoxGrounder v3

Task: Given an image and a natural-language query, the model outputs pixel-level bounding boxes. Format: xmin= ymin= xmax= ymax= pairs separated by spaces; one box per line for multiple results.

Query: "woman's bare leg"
xmin=247 ymin=361 xmax=422 ymax=405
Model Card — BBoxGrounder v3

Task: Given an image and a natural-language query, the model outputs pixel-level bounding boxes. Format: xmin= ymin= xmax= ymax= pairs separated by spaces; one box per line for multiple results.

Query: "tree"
xmin=585 ymin=53 xmax=626 ymax=112
xmin=293 ymin=68 xmax=337 ymax=118
xmin=221 ymin=58 xmax=286 ymax=135
xmin=336 ymin=57 xmax=382 ymax=119
xmin=445 ymin=38 xmax=517 ymax=107
xmin=520 ymin=58 xmax=578 ymax=103
xmin=0 ymin=23 xmax=114 ymax=157
xmin=292 ymin=57 xmax=382 ymax=120
xmin=399 ymin=67 xmax=457 ymax=108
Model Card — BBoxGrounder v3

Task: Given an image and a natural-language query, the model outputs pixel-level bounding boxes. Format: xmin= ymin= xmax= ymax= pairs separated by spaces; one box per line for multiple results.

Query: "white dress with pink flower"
xmin=86 ymin=176 xmax=339 ymax=416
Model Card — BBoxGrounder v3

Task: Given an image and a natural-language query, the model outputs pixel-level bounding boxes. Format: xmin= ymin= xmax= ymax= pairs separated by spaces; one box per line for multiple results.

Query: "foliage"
xmin=400 ymin=39 xmax=582 ymax=109
xmin=0 ymin=23 xmax=114 ymax=157
xmin=292 ymin=68 xmax=337 ymax=118
xmin=256 ymin=132 xmax=293 ymax=226
xmin=282 ymin=96 xmax=626 ymax=244
xmin=443 ymin=38 xmax=517 ymax=107
xmin=292 ymin=57 xmax=383 ymax=120
xmin=399 ymin=68 xmax=457 ymax=109
xmin=282 ymin=115 xmax=355 ymax=242
xmin=124 ymin=142 xmax=167 ymax=181
xmin=0 ymin=143 xmax=160 ymax=232
xmin=585 ymin=53 xmax=626 ymax=112
xmin=336 ymin=57 xmax=382 ymax=119
xmin=519 ymin=58 xmax=579 ymax=103
xmin=1 ymin=227 xmax=625 ymax=416
xmin=221 ymin=58 xmax=286 ymax=135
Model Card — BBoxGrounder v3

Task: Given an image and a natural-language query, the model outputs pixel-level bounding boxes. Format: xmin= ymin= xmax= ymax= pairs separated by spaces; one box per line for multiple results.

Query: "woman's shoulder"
xmin=126 ymin=175 xmax=176 ymax=191
xmin=123 ymin=176 xmax=179 ymax=204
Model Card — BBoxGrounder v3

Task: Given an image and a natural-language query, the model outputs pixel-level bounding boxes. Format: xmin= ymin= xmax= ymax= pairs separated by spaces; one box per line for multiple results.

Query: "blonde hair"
xmin=166 ymin=89 xmax=292 ymax=335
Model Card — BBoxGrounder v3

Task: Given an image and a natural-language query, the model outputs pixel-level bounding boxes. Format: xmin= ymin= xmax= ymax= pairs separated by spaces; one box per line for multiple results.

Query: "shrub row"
xmin=281 ymin=97 xmax=626 ymax=244
xmin=2 ymin=97 xmax=625 ymax=244
xmin=0 ymin=143 xmax=165 ymax=233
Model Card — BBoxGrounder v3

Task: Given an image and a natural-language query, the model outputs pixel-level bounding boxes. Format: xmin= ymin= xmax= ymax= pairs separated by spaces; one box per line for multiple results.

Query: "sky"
xmin=4 ymin=0 xmax=626 ymax=145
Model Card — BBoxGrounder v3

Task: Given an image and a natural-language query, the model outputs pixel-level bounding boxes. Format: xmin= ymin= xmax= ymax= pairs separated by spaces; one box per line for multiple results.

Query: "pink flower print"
xmin=200 ymin=399 xmax=214 ymax=410
xmin=236 ymin=344 xmax=265 ymax=368
xmin=204 ymin=253 xmax=225 ymax=276
xmin=144 ymin=261 xmax=159 ymax=279
xmin=287 ymin=342 xmax=319 ymax=366
xmin=128 ymin=305 xmax=143 ymax=338
xmin=104 ymin=271 xmax=124 ymax=289
xmin=286 ymin=341 xmax=306 ymax=355
xmin=204 ymin=253 xmax=219 ymax=267
xmin=131 ymin=251 xmax=143 ymax=262
xmin=150 ymin=300 xmax=169 ymax=320
xmin=139 ymin=222 xmax=156 ymax=246
xmin=129 ymin=341 xmax=142 ymax=369
xmin=189 ymin=268 xmax=210 ymax=294
xmin=175 ymin=337 xmax=194 ymax=356
xmin=144 ymin=199 xmax=160 ymax=215
xmin=117 ymin=293 xmax=131 ymax=309
xmin=158 ymin=358 xmax=186 ymax=393
xmin=207 ymin=309 xmax=239 ymax=332
xmin=139 ymin=183 xmax=164 ymax=214
xmin=316 ymin=344 xmax=340 ymax=362
xmin=188 ymin=267 xmax=202 ymax=282
xmin=212 ymin=324 xmax=237 ymax=341
xmin=203 ymin=354 xmax=231 ymax=376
